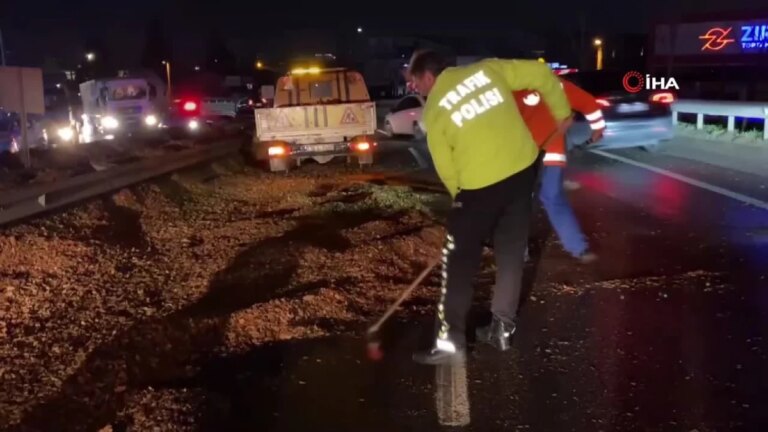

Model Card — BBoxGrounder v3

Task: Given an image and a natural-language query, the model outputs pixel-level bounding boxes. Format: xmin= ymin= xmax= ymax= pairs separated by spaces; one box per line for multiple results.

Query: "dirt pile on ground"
xmin=0 ymin=164 xmax=446 ymax=430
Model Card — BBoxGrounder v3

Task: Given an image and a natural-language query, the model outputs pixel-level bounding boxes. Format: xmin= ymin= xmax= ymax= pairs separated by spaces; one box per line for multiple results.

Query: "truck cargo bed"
xmin=255 ymin=102 xmax=376 ymax=144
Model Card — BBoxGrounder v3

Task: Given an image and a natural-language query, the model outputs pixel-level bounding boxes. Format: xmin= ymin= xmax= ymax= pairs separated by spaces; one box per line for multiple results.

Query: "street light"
xmin=357 ymin=27 xmax=363 ymax=33
xmin=593 ymin=38 xmax=603 ymax=70
xmin=256 ymin=61 xmax=263 ymax=69
xmin=162 ymin=60 xmax=171 ymax=101
xmin=86 ymin=52 xmax=95 ymax=62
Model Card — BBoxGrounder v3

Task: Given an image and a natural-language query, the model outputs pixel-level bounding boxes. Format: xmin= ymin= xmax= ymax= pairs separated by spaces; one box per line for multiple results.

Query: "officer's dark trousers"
xmin=434 ymin=161 xmax=537 ymax=348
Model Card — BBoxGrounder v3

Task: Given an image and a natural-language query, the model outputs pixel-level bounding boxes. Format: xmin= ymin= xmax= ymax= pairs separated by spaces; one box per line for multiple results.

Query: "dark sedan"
xmin=562 ymin=70 xmax=675 ymax=152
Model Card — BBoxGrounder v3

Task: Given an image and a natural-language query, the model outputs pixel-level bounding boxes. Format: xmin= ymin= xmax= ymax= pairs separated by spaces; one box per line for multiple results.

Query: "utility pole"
xmin=579 ymin=13 xmax=586 ymax=70
xmin=0 ymin=26 xmax=7 ymax=66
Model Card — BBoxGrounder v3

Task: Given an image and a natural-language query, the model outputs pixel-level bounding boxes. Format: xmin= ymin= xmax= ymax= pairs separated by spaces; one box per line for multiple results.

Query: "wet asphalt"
xmin=167 ymin=144 xmax=768 ymax=431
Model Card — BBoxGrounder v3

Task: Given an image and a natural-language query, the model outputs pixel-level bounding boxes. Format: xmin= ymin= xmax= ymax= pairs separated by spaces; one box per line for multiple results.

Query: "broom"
xmin=366 ymin=258 xmax=440 ymax=361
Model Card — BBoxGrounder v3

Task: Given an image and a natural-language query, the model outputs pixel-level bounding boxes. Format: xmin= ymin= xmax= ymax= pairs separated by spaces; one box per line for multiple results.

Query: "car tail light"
xmin=183 ymin=101 xmax=198 ymax=111
xmin=596 ymin=98 xmax=611 ymax=107
xmin=268 ymin=145 xmax=287 ymax=156
xmin=651 ymin=92 xmax=675 ymax=103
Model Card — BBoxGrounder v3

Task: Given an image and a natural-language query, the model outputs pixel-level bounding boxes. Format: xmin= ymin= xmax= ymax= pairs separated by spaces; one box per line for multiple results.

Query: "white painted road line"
xmin=590 ymin=149 xmax=768 ymax=211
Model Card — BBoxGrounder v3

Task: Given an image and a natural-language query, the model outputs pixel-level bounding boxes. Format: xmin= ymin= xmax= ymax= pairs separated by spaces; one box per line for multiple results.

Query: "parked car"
xmin=561 ymin=70 xmax=675 ymax=152
xmin=384 ymin=94 xmax=426 ymax=139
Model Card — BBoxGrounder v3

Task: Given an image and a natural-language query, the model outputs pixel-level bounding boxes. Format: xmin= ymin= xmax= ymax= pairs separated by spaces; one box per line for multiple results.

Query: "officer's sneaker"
xmin=577 ymin=251 xmax=598 ymax=264
xmin=563 ymin=180 xmax=582 ymax=191
xmin=413 ymin=339 xmax=466 ymax=365
xmin=475 ymin=315 xmax=516 ymax=351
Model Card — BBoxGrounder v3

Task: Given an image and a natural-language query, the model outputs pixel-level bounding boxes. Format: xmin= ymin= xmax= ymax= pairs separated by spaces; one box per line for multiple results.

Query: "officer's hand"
xmin=590 ymin=129 xmax=604 ymax=143
xmin=556 ymin=116 xmax=574 ymax=134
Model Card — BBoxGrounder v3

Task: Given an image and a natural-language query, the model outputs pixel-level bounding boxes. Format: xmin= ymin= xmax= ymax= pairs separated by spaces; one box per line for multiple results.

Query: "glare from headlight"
xmin=188 ymin=120 xmax=199 ymax=130
xmin=57 ymin=127 xmax=75 ymax=141
xmin=102 ymin=116 xmax=119 ymax=129
xmin=145 ymin=115 xmax=158 ymax=126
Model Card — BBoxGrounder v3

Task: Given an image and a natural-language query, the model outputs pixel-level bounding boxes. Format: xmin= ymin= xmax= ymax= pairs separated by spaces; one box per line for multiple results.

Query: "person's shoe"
xmin=475 ymin=316 xmax=516 ymax=351
xmin=563 ymin=180 xmax=582 ymax=191
xmin=413 ymin=340 xmax=467 ymax=365
xmin=577 ymin=251 xmax=598 ymax=264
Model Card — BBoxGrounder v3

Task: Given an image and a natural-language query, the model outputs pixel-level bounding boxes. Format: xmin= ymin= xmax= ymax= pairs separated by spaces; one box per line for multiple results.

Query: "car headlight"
xmin=188 ymin=120 xmax=199 ymax=130
xmin=101 ymin=116 xmax=119 ymax=129
xmin=57 ymin=126 xmax=75 ymax=141
xmin=145 ymin=115 xmax=158 ymax=126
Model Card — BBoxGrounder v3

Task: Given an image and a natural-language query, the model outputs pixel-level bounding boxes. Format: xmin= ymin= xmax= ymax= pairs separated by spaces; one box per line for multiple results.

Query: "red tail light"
xmin=183 ymin=101 xmax=198 ymax=111
xmin=596 ymin=98 xmax=611 ymax=107
xmin=651 ymin=92 xmax=675 ymax=103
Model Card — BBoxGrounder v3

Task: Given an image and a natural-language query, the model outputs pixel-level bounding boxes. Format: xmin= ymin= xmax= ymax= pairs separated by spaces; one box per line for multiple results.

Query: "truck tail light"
xmin=268 ymin=145 xmax=287 ymax=156
xmin=350 ymin=136 xmax=376 ymax=152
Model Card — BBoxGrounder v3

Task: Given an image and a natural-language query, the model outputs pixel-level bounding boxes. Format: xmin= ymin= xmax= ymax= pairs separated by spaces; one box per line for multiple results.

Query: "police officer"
xmin=408 ymin=50 xmax=572 ymax=365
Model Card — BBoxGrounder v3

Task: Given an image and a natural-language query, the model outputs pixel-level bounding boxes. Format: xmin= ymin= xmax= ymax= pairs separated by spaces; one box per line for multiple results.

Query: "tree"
xmin=141 ymin=18 xmax=172 ymax=77
xmin=205 ymin=31 xmax=236 ymax=75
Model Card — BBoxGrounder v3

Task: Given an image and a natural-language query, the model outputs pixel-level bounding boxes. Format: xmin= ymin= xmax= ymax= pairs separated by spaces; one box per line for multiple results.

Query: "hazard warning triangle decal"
xmin=339 ymin=107 xmax=360 ymax=124
xmin=272 ymin=110 xmax=293 ymax=128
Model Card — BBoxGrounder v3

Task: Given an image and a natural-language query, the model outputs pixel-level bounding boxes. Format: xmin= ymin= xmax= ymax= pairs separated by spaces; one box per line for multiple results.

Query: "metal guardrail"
xmin=0 ymin=140 xmax=241 ymax=226
xmin=671 ymin=99 xmax=768 ymax=140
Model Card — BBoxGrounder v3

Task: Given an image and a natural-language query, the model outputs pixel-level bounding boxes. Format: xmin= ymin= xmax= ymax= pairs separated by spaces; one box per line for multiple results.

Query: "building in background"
xmin=649 ymin=10 xmax=768 ymax=100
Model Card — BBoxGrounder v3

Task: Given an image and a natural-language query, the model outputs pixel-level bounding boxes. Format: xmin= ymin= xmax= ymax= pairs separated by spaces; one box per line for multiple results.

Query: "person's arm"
xmin=425 ymin=113 xmax=459 ymax=198
xmin=495 ymin=59 xmax=572 ymax=123
xmin=562 ymin=80 xmax=606 ymax=142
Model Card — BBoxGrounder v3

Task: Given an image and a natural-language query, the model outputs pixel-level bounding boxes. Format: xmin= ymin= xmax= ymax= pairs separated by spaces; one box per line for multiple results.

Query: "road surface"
xmin=3 ymin=137 xmax=767 ymax=431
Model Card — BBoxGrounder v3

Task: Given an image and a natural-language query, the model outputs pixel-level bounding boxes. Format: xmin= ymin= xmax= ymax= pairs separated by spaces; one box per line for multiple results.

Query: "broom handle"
xmin=367 ymin=259 xmax=439 ymax=335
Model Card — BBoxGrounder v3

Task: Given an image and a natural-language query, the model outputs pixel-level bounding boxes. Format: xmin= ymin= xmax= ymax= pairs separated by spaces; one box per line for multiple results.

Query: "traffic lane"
xmin=174 ymin=152 xmax=768 ymax=431
xmin=600 ymin=146 xmax=768 ymax=204
xmin=174 ymin=274 xmax=767 ymax=430
xmin=567 ymin=150 xmax=768 ymax=273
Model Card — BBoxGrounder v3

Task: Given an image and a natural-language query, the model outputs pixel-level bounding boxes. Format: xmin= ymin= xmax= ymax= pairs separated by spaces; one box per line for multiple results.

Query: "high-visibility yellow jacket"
xmin=423 ymin=59 xmax=571 ymax=198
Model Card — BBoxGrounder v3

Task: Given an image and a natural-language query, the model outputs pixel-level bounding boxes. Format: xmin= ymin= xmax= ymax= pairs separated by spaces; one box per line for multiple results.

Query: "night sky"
xmin=2 ymin=0 xmax=764 ymax=67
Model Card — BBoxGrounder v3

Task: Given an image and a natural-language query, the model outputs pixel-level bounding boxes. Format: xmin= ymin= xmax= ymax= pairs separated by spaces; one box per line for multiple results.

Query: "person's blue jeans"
xmin=538 ymin=165 xmax=588 ymax=257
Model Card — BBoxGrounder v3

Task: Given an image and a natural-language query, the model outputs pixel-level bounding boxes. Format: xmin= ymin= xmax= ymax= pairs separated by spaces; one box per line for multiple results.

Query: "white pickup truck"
xmin=252 ymin=67 xmax=377 ymax=172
